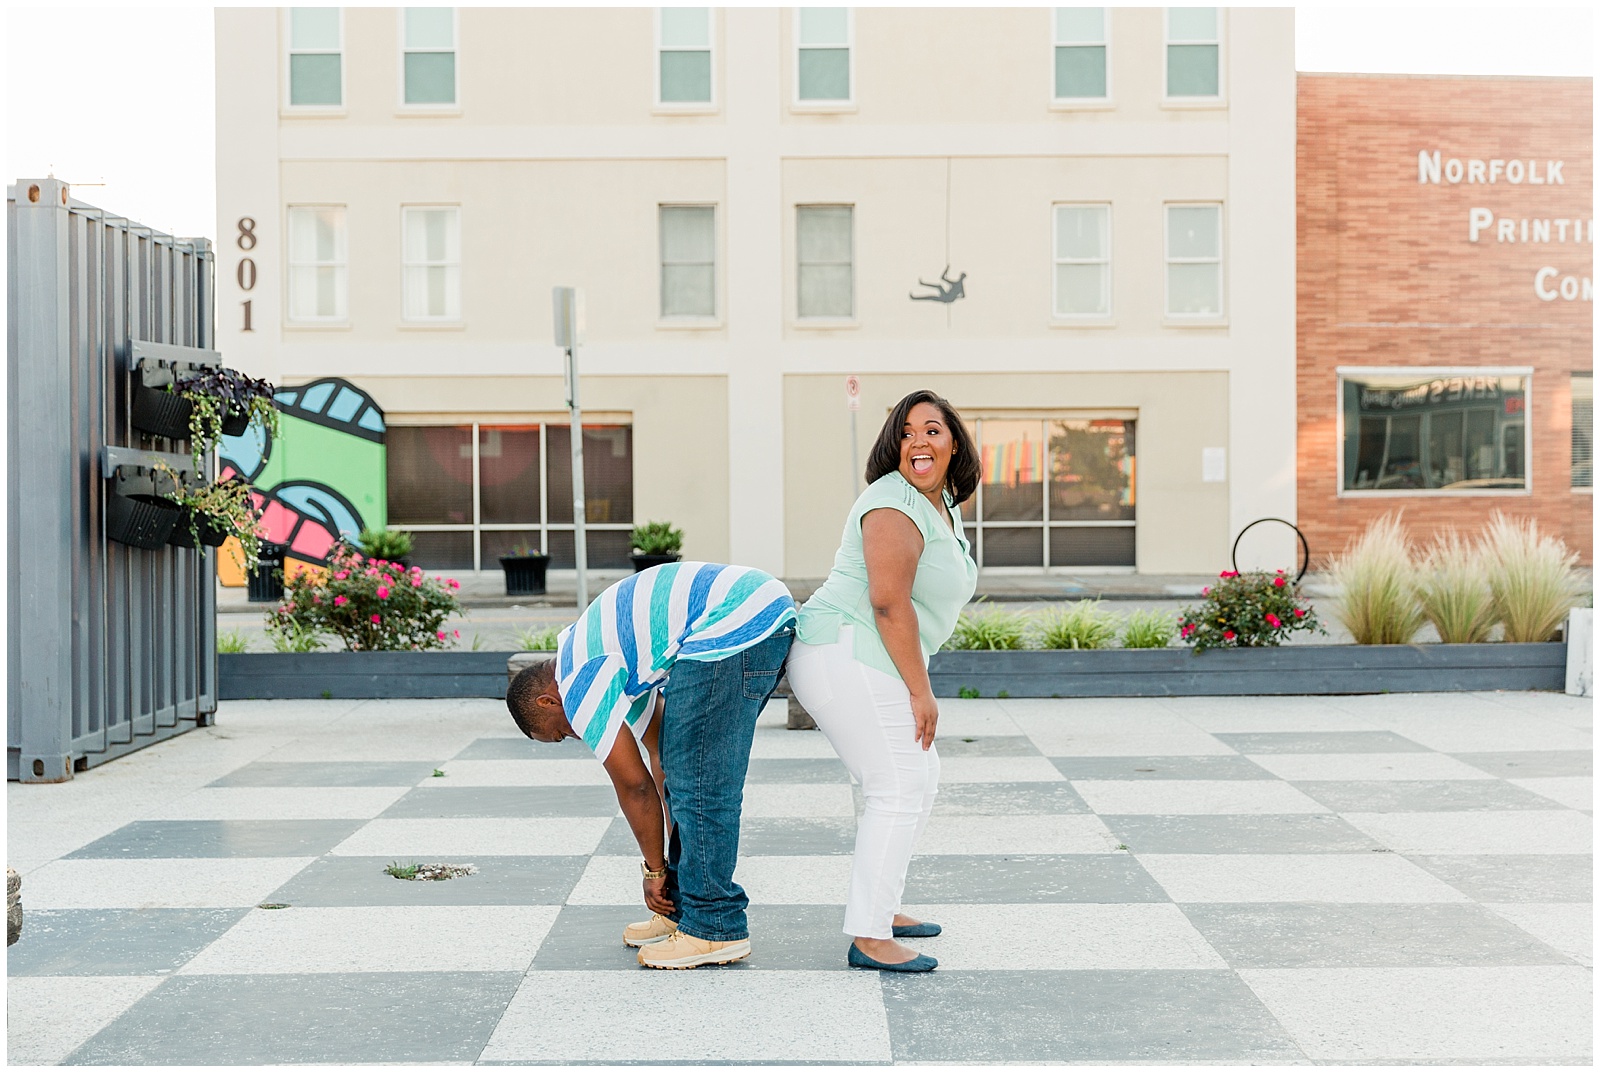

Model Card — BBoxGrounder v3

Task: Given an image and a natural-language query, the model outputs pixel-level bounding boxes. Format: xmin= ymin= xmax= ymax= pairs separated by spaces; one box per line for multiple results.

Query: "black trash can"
xmin=248 ymin=542 xmax=288 ymax=603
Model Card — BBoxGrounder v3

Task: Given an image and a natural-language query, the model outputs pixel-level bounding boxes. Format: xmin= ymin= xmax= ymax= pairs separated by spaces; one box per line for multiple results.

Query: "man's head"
xmin=505 ymin=658 xmax=576 ymax=744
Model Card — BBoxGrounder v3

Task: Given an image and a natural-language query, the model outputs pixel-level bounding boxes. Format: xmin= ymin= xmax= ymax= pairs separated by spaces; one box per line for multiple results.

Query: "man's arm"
xmin=642 ymin=694 xmax=671 ymax=835
xmin=600 ymin=728 xmax=673 ymax=914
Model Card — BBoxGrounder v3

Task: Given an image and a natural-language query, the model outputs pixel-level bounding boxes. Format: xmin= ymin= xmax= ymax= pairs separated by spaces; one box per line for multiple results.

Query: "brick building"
xmin=1298 ymin=74 xmax=1592 ymax=565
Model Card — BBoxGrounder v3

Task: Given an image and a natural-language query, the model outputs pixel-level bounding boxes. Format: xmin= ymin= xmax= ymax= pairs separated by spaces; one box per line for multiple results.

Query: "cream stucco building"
xmin=216 ymin=6 xmax=1297 ymax=579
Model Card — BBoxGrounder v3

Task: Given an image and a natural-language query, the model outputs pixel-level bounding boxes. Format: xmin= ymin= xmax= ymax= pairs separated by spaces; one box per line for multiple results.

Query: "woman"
xmin=786 ymin=389 xmax=979 ymax=972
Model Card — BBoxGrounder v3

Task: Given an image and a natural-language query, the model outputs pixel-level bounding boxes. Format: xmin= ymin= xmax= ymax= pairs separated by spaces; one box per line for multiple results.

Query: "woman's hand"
xmin=643 ymin=874 xmax=675 ymax=915
xmin=911 ymin=689 xmax=939 ymax=750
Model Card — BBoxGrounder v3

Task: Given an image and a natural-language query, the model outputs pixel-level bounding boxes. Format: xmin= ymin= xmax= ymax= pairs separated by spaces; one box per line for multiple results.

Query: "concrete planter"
xmin=928 ymin=642 xmax=1568 ymax=699
xmin=220 ymin=651 xmax=517 ymax=700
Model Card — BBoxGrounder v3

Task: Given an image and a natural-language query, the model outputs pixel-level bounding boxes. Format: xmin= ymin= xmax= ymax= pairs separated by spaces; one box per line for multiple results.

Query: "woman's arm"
xmin=861 ymin=507 xmax=939 ymax=750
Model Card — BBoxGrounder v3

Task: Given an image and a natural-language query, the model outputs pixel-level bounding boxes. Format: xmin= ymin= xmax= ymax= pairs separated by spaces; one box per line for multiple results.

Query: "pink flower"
xmin=452 ymin=629 xmax=460 ymax=639
xmin=333 ymin=595 xmax=349 ymax=607
xmin=410 ymin=576 xmax=423 ymax=587
xmin=1223 ymin=630 xmax=1236 ymax=641
xmin=370 ymin=614 xmax=381 ymax=624
xmin=334 ymin=571 xmax=348 ymax=580
xmin=285 ymin=602 xmax=295 ymax=612
xmin=1293 ymin=608 xmax=1306 ymax=618
xmin=1265 ymin=613 xmax=1282 ymax=628
xmin=1201 ymin=586 xmax=1210 ymax=596
xmin=410 ymin=566 xmax=423 ymax=576
xmin=1180 ymin=623 xmax=1195 ymax=638
xmin=376 ymin=586 xmax=390 ymax=600
xmin=1273 ymin=576 xmax=1286 ymax=588
xmin=447 ymin=579 xmax=460 ymax=591
xmin=313 ymin=596 xmax=322 ymax=605
xmin=437 ymin=630 xmax=447 ymax=641
xmin=365 ymin=568 xmax=379 ymax=578
xmin=350 ymin=553 xmax=363 ymax=564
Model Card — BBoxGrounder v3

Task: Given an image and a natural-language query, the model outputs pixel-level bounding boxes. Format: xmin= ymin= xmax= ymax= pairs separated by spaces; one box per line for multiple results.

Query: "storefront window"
xmin=1573 ymin=374 xmax=1592 ymax=490
xmin=388 ymin=422 xmax=633 ymax=569
xmin=1340 ymin=372 xmax=1528 ymax=492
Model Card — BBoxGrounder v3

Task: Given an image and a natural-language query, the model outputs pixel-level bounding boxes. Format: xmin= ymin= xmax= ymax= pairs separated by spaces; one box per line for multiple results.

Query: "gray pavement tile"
xmin=1215 ymin=731 xmax=1430 ymax=754
xmin=903 ymin=854 xmax=1169 ymax=903
xmin=451 ymin=736 xmax=592 ymax=761
xmin=207 ymin=761 xmax=443 ymax=787
xmin=1451 ymin=751 xmax=1594 ymax=778
xmin=64 ymin=820 xmax=363 ymax=859
xmin=529 ymin=904 xmax=848 ymax=971
xmin=63 ymin=972 xmax=522 ymax=1064
xmin=594 ymin=817 xmax=857 ymax=856
xmin=1293 ymin=779 xmax=1570 ymax=813
xmin=1182 ymin=903 xmax=1577 ymax=967
xmin=1052 ymin=755 xmax=1277 ymax=780
xmin=380 ymin=785 xmax=620 ymax=819
xmin=1103 ymin=814 xmax=1381 ymax=854
xmin=931 ymin=735 xmax=1042 ymax=757
xmin=6 ymin=909 xmax=249 ymax=977
xmin=931 ymin=781 xmax=1093 ymax=815
xmin=745 ymin=758 xmax=851 ymax=783
xmin=262 ymin=855 xmax=589 ymax=907
xmin=880 ymin=969 xmax=1304 ymax=1062
xmin=1407 ymin=855 xmax=1594 ymax=903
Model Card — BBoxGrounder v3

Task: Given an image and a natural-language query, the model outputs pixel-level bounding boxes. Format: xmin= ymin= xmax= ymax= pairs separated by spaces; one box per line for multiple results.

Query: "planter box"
xmin=630 ymin=553 xmax=681 ymax=572
xmin=500 ymin=555 xmax=550 ymax=596
xmin=928 ymin=642 xmax=1568 ymax=698
xmin=105 ymin=467 xmax=182 ymax=549
xmin=167 ymin=508 xmax=230 ymax=549
xmin=220 ymin=651 xmax=518 ymax=700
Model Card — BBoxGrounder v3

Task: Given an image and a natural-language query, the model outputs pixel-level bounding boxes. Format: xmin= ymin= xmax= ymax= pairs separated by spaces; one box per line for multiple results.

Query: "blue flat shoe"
xmin=892 ymin=921 xmax=942 ymax=939
xmin=848 ymin=943 xmax=937 ymax=972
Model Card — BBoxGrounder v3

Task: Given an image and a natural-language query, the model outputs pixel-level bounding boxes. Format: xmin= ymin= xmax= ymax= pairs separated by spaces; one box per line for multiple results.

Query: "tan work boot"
xmin=622 ymin=913 xmax=676 ymax=948
xmin=636 ymin=929 xmax=751 ymax=969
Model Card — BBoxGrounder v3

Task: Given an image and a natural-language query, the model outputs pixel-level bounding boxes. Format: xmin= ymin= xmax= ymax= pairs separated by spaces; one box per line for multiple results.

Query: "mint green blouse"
xmin=797 ymin=471 xmax=979 ymax=679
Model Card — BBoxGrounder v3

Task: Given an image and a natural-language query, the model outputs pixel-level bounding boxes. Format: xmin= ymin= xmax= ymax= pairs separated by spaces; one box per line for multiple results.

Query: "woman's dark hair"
xmin=865 ymin=390 xmax=981 ymax=506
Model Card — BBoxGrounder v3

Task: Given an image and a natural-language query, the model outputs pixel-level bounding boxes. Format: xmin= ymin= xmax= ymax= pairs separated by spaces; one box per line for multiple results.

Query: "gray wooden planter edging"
xmin=219 ymin=652 xmax=518 ymax=700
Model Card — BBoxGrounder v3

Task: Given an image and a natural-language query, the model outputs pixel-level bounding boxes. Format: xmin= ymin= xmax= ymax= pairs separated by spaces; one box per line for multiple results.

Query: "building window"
xmin=388 ymin=423 xmax=635 ymax=571
xmin=1053 ymin=8 xmax=1108 ymax=101
xmin=1165 ymin=7 xmax=1220 ymax=99
xmin=660 ymin=205 xmax=716 ymax=318
xmin=402 ymin=7 xmax=456 ymax=106
xmin=402 ymin=207 xmax=461 ymax=322
xmin=1339 ymin=372 xmax=1530 ymax=493
xmin=1053 ymin=204 xmax=1111 ymax=317
xmin=796 ymin=8 xmax=851 ymax=103
xmin=658 ymin=7 xmax=713 ymax=105
xmin=1573 ymin=373 xmax=1592 ymax=489
xmin=288 ymin=8 xmax=342 ymax=107
xmin=796 ymin=205 xmax=854 ymax=319
xmin=965 ymin=417 xmax=1137 ymax=568
xmin=287 ymin=206 xmax=347 ymax=321
xmin=1165 ymin=203 xmax=1222 ymax=318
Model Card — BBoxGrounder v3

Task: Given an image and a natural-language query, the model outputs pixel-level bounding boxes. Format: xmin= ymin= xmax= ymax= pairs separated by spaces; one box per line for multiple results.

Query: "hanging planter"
xmin=148 ymin=463 xmax=266 ymax=569
xmin=166 ymin=507 xmax=231 ymax=550
xmin=129 ymin=360 xmax=197 ymax=441
xmin=105 ymin=466 xmax=182 ymax=550
xmin=220 ymin=406 xmax=251 ymax=437
xmin=173 ymin=366 xmax=280 ymax=468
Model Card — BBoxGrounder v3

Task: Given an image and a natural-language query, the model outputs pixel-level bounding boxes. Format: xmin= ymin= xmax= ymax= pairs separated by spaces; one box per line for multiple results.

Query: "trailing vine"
xmin=174 ymin=367 xmax=280 ymax=468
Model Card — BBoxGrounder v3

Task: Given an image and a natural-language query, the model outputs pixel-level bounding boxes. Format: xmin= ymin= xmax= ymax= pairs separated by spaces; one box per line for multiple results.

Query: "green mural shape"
xmin=256 ymin=412 xmax=387 ymax=531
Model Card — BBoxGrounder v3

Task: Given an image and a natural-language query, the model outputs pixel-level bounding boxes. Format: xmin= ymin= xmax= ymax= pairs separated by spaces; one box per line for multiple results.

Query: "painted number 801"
xmin=237 ymin=217 xmax=256 ymax=332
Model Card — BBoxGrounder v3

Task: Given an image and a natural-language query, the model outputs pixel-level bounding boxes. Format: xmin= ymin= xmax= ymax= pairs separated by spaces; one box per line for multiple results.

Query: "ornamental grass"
xmin=1480 ymin=513 xmax=1587 ymax=643
xmin=1327 ymin=513 xmax=1426 ymax=645
xmin=944 ymin=606 xmax=1029 ymax=651
xmin=1120 ymin=609 xmax=1179 ymax=649
xmin=1412 ymin=529 xmax=1496 ymax=644
xmin=1036 ymin=600 xmax=1119 ymax=650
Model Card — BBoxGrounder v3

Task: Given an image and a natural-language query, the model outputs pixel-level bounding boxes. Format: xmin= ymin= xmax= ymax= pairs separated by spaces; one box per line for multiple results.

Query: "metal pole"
xmin=850 ymin=410 xmax=859 ymax=493
xmin=565 ymin=344 xmax=588 ymax=611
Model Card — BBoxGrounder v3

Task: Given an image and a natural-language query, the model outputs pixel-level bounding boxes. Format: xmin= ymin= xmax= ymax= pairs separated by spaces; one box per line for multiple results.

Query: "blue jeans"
xmin=660 ymin=628 xmax=793 ymax=943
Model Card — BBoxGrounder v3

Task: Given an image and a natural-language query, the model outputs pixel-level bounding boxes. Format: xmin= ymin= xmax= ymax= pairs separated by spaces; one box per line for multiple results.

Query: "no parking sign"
xmin=846 ymin=375 xmax=861 ymax=411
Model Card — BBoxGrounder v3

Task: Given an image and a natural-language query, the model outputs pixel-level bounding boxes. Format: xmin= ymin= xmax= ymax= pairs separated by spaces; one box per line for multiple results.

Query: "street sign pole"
xmin=846 ymin=375 xmax=862 ymax=494
xmin=554 ymin=287 xmax=588 ymax=611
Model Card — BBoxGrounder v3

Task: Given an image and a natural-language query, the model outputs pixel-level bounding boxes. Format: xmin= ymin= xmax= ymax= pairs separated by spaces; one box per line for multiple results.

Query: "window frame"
xmin=654 ymin=7 xmax=717 ymax=113
xmin=283 ymin=7 xmax=346 ymax=114
xmin=1334 ymin=367 xmax=1535 ymax=498
xmin=1051 ymin=202 xmax=1113 ymax=322
xmin=792 ymin=7 xmax=855 ymax=111
xmin=1163 ymin=201 xmax=1225 ymax=322
xmin=1162 ymin=6 xmax=1226 ymax=107
xmin=658 ymin=203 xmax=719 ymax=324
xmin=794 ymin=203 xmax=856 ymax=323
xmin=400 ymin=204 xmax=463 ymax=326
xmin=397 ymin=7 xmax=460 ymax=113
xmin=1050 ymin=7 xmax=1112 ymax=108
xmin=1572 ymin=372 xmax=1593 ymax=493
xmin=285 ymin=204 xmax=349 ymax=325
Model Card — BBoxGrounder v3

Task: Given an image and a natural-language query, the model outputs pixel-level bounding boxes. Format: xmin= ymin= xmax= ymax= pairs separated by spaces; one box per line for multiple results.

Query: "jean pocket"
xmin=741 ymin=669 xmax=780 ymax=702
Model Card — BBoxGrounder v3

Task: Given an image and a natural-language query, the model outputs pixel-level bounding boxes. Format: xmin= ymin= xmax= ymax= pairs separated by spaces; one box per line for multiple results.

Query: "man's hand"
xmin=643 ymin=874 xmax=675 ymax=915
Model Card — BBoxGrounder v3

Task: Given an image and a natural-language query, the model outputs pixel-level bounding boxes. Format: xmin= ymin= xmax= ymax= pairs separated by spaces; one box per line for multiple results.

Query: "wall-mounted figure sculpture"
xmin=910 ymin=267 xmax=967 ymax=304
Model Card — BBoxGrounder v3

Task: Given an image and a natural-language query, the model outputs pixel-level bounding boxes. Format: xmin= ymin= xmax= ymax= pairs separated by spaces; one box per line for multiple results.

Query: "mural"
xmin=216 ymin=377 xmax=387 ymax=585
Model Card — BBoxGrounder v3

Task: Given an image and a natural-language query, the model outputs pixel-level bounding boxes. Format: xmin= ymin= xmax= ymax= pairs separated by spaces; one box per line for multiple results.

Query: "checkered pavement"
xmin=7 ymin=691 xmax=1593 ymax=1064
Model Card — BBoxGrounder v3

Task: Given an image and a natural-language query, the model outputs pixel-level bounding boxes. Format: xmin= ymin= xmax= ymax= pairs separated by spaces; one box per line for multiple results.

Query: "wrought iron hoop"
xmin=1231 ymin=517 xmax=1310 ymax=583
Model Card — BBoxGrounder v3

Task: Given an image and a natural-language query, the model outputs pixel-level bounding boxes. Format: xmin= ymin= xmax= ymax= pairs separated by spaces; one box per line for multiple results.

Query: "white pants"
xmin=785 ymin=626 xmax=939 ymax=939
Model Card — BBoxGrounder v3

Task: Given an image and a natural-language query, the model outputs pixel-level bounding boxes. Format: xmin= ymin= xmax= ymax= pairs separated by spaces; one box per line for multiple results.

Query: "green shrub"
xmin=1037 ymin=600 xmax=1117 ymax=650
xmin=1178 ymin=570 xmax=1322 ymax=651
xmin=515 ymin=626 xmax=562 ymax=651
xmin=1119 ymin=609 xmax=1178 ymax=649
xmin=631 ymin=521 xmax=684 ymax=556
xmin=944 ymin=606 xmax=1028 ymax=650
xmin=1481 ymin=512 xmax=1587 ymax=642
xmin=357 ymin=528 xmax=413 ymax=562
xmin=265 ymin=616 xmax=326 ymax=653
xmin=272 ymin=545 xmax=461 ymax=652
xmin=1413 ymin=529 xmax=1496 ymax=644
xmin=217 ymin=629 xmax=250 ymax=654
xmin=1327 ymin=513 xmax=1425 ymax=645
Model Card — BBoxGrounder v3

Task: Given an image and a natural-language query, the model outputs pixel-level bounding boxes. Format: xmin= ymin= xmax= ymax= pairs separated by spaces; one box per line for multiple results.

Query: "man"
xmin=506 ymin=561 xmax=795 ymax=969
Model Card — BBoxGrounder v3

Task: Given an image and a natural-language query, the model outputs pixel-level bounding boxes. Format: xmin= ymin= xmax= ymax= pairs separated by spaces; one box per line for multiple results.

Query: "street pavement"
xmin=7 ymin=691 xmax=1592 ymax=1064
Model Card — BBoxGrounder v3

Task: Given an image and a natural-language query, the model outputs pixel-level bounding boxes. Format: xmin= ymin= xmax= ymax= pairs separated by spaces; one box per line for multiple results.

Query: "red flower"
xmin=1265 ymin=613 xmax=1282 ymax=628
xmin=1273 ymin=577 xmax=1286 ymax=588
xmin=376 ymin=586 xmax=390 ymax=600
xmin=333 ymin=595 xmax=348 ymax=607
xmin=1293 ymin=608 xmax=1306 ymax=618
xmin=370 ymin=614 xmax=381 ymax=624
xmin=1223 ymin=630 xmax=1236 ymax=640
xmin=1202 ymin=586 xmax=1210 ymax=596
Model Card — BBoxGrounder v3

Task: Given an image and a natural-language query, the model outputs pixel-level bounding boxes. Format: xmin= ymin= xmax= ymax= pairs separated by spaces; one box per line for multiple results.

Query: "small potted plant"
xmin=358 ymin=527 xmax=414 ymax=570
xmin=151 ymin=462 xmax=267 ymax=571
xmin=630 ymin=521 xmax=684 ymax=572
xmin=174 ymin=366 xmax=280 ymax=466
xmin=499 ymin=540 xmax=550 ymax=597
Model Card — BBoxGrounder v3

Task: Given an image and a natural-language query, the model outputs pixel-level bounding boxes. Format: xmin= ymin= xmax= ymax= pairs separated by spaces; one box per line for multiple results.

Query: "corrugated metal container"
xmin=8 ymin=178 xmax=219 ymax=782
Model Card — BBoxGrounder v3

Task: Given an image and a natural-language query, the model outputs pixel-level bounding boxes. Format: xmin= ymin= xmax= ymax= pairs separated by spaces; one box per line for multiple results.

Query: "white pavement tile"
xmin=22 ymin=858 xmax=317 ymax=909
xmin=1350 ymin=713 xmax=1593 ymax=754
xmin=749 ymin=727 xmax=845 ymax=759
xmin=423 ymin=758 xmax=611 ymax=786
xmin=1138 ymin=854 xmax=1471 ymax=904
xmin=567 ymin=855 xmax=853 ymax=906
xmin=7 ymin=976 xmax=165 ymax=1065
xmin=1477 ymin=691 xmax=1595 ymax=725
xmin=1247 ymin=753 xmax=1498 ymax=782
xmin=1508 ymin=776 xmax=1594 ymax=811
xmin=935 ymin=756 xmax=1068 ymax=783
xmin=178 ymin=905 xmax=559 ymax=974
xmin=740 ymin=783 xmax=858 ymax=819
xmin=1342 ymin=810 xmax=1593 ymax=855
xmin=900 ymin=902 xmax=1227 ymax=970
xmin=1162 ymin=699 xmax=1379 ymax=734
xmin=141 ymin=786 xmax=411 ymax=821
xmin=916 ymin=814 xmax=1118 ymax=854
xmin=1483 ymin=903 xmax=1594 ymax=967
xmin=1008 ymin=710 xmax=1236 ymax=757
xmin=1240 ymin=966 xmax=1593 ymax=1060
xmin=933 ymin=700 xmax=1024 ymax=737
xmin=481 ymin=970 xmax=892 ymax=1063
xmin=330 ymin=817 xmax=610 ymax=857
xmin=5 ymin=819 xmax=137 ymax=872
xmin=1071 ymin=779 xmax=1329 ymax=815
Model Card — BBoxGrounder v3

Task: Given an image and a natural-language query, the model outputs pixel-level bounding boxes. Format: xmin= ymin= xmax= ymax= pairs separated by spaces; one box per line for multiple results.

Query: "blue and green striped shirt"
xmin=555 ymin=562 xmax=797 ymax=760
